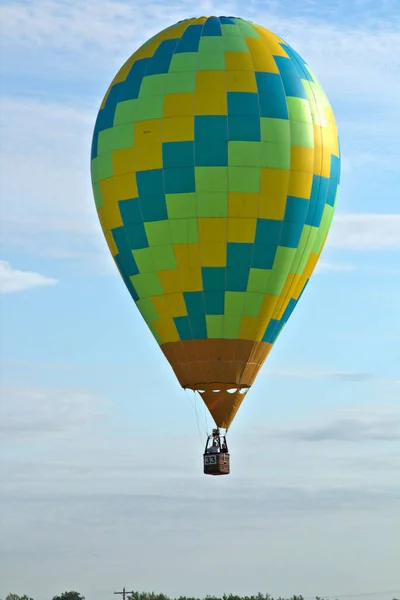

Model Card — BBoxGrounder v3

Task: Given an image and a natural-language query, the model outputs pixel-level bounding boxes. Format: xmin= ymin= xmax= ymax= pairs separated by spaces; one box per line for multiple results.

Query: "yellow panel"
xmin=164 ymin=93 xmax=195 ymax=117
xmin=103 ymin=227 xmax=118 ymax=256
xmin=226 ymin=71 xmax=257 ymax=93
xmin=98 ymin=179 xmax=122 ymax=230
xmin=113 ymin=172 xmax=138 ymax=200
xmin=196 ymin=91 xmax=227 ymax=116
xmin=134 ymin=137 xmax=162 ymax=171
xmin=135 ymin=118 xmax=163 ymax=139
xmin=291 ymin=146 xmax=314 ymax=173
xmin=163 ymin=116 xmax=194 ymax=142
xmin=228 ymin=192 xmax=259 ymax=217
xmin=287 ymin=171 xmax=313 ymax=199
xmin=239 ymin=316 xmax=258 ymax=340
xmin=153 ymin=318 xmax=180 ymax=343
xmin=259 ymin=168 xmax=290 ymax=219
xmin=196 ymin=71 xmax=226 ymax=92
xmin=152 ymin=293 xmax=187 ymax=318
xmin=245 ymin=38 xmax=279 ymax=73
xmin=174 ymin=243 xmax=200 ymax=269
xmin=254 ymin=26 xmax=289 ymax=57
xmin=158 ymin=269 xmax=181 ymax=294
xmin=256 ymin=293 xmax=280 ymax=339
xmin=228 ymin=218 xmax=257 ymax=243
xmin=198 ymin=218 xmax=227 ymax=243
xmin=180 ymin=267 xmax=203 ymax=291
xmin=99 ymin=177 xmax=117 ymax=203
xmin=224 ymin=52 xmax=254 ymax=71
xmin=313 ymin=125 xmax=323 ymax=176
xmin=112 ymin=148 xmax=135 ymax=176
xmin=272 ymin=273 xmax=300 ymax=319
xmin=199 ymin=242 xmax=227 ymax=267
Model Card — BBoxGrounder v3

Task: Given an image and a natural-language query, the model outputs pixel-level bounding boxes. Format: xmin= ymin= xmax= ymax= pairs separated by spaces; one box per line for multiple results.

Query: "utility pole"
xmin=114 ymin=588 xmax=135 ymax=600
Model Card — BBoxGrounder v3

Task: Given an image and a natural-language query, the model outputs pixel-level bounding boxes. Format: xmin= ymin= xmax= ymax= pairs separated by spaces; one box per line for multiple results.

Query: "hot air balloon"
xmin=91 ymin=16 xmax=340 ymax=476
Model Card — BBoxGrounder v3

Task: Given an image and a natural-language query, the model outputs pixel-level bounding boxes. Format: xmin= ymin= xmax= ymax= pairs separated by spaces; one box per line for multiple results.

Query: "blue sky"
xmin=0 ymin=0 xmax=399 ymax=598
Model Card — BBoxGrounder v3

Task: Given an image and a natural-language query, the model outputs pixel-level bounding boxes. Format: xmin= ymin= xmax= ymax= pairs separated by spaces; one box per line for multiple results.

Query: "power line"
xmin=114 ymin=588 xmax=135 ymax=600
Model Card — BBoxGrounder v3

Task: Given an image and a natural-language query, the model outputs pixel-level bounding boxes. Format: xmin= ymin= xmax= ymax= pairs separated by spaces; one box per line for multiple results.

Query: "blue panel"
xmin=284 ymin=196 xmax=309 ymax=223
xmin=111 ymin=226 xmax=131 ymax=254
xmin=202 ymin=267 xmax=225 ymax=290
xmin=119 ymin=198 xmax=142 ymax=225
xmin=226 ymin=266 xmax=250 ymax=291
xmin=140 ymin=194 xmax=168 ymax=222
xmin=219 ymin=16 xmax=236 ymax=24
xmin=306 ymin=175 xmax=329 ymax=227
xmin=195 ymin=140 xmax=228 ymax=166
xmin=281 ymin=297 xmax=297 ymax=324
xmin=190 ymin=316 xmax=207 ymax=338
xmin=184 ymin=291 xmax=205 ymax=316
xmin=174 ymin=316 xmax=193 ymax=340
xmin=279 ymin=45 xmax=314 ymax=81
xmin=123 ymin=222 xmax=149 ymax=249
xmin=202 ymin=17 xmax=222 ymax=36
xmin=326 ymin=178 xmax=338 ymax=207
xmin=195 ymin=116 xmax=228 ymax=141
xmin=255 ymin=72 xmax=289 ymax=119
xmin=175 ymin=24 xmax=203 ymax=53
xmin=252 ymin=219 xmax=283 ymax=269
xmin=124 ymin=276 xmax=139 ymax=302
xmin=280 ymin=220 xmax=304 ymax=248
xmin=92 ymin=83 xmax=123 ymax=158
xmin=227 ymin=243 xmax=253 ymax=267
xmin=228 ymin=115 xmax=261 ymax=141
xmin=136 ymin=169 xmax=164 ymax=196
xmin=262 ymin=318 xmax=281 ymax=343
xmin=227 ymin=92 xmax=259 ymax=116
xmin=164 ymin=167 xmax=195 ymax=194
xmin=204 ymin=291 xmax=225 ymax=314
xmin=115 ymin=251 xmax=139 ymax=277
xmin=118 ymin=58 xmax=150 ymax=102
xmin=330 ymin=154 xmax=340 ymax=181
xmin=274 ymin=56 xmax=307 ymax=99
xmin=146 ymin=39 xmax=179 ymax=75
xmin=162 ymin=142 xmax=194 ymax=168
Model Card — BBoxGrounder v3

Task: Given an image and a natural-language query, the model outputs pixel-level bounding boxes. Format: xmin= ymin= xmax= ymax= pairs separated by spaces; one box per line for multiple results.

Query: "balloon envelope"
xmin=91 ymin=16 xmax=340 ymax=429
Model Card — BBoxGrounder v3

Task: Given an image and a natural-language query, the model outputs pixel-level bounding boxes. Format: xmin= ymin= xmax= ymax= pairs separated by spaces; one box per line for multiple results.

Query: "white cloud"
xmin=1 ymin=386 xmax=108 ymax=438
xmin=0 ymin=260 xmax=58 ymax=293
xmin=328 ymin=214 xmax=400 ymax=250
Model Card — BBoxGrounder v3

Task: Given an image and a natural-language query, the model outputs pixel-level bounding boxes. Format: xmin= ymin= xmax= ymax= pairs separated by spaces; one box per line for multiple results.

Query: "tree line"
xmin=3 ymin=591 xmax=399 ymax=600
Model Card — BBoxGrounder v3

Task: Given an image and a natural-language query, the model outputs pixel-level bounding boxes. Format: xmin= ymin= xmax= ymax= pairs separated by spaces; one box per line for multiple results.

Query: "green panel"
xmin=151 ymin=245 xmax=177 ymax=270
xmin=221 ymin=23 xmax=242 ymax=37
xmin=265 ymin=246 xmax=297 ymax=294
xmin=114 ymin=99 xmax=137 ymax=125
xmin=286 ymin=97 xmax=313 ymax=123
xmin=223 ymin=315 xmax=242 ymax=339
xmin=313 ymin=204 xmax=334 ymax=254
xmin=228 ymin=167 xmax=260 ymax=193
xmin=235 ymin=19 xmax=261 ymax=38
xmin=92 ymin=181 xmax=103 ymax=209
xmin=112 ymin=124 xmax=135 ymax=151
xmin=195 ymin=167 xmax=228 ymax=192
xmin=228 ymin=142 xmax=261 ymax=167
xmin=97 ymin=128 xmax=115 ymax=155
xmin=197 ymin=38 xmax=225 ymax=70
xmin=197 ymin=192 xmax=228 ymax=217
xmin=225 ymin=291 xmax=245 ymax=315
xmin=169 ymin=218 xmax=198 ymax=244
xmin=292 ymin=226 xmax=317 ymax=274
xmin=139 ymin=74 xmax=168 ymax=97
xmin=243 ymin=293 xmax=264 ymax=317
xmin=223 ymin=36 xmax=249 ymax=51
xmin=260 ymin=142 xmax=290 ymax=169
xmin=130 ymin=272 xmax=163 ymax=297
xmin=260 ymin=118 xmax=290 ymax=144
xmin=165 ymin=71 xmax=196 ymax=94
xmin=133 ymin=248 xmax=154 ymax=273
xmin=166 ymin=193 xmax=197 ymax=219
xmin=169 ymin=53 xmax=198 ymax=72
xmin=247 ymin=268 xmax=271 ymax=293
xmin=136 ymin=297 xmax=159 ymax=322
xmin=144 ymin=221 xmax=172 ymax=246
xmin=206 ymin=315 xmax=224 ymax=337
xmin=95 ymin=153 xmax=113 ymax=179
xmin=290 ymin=121 xmax=314 ymax=148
